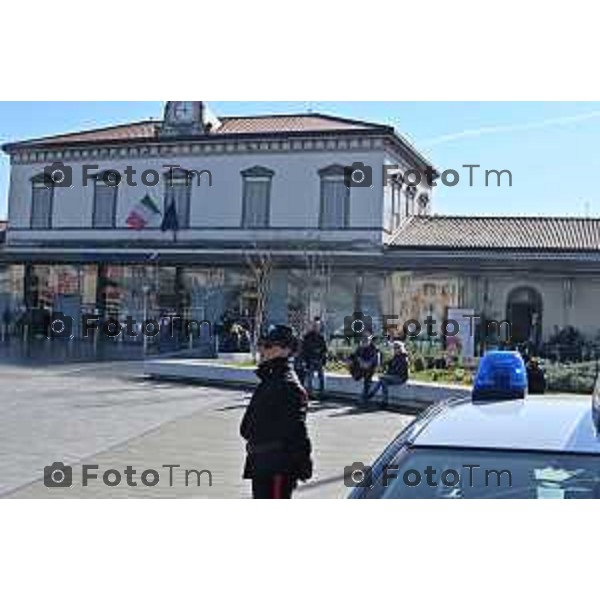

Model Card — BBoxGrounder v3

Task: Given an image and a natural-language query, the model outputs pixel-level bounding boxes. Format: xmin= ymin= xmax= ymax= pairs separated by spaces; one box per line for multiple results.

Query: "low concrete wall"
xmin=144 ymin=358 xmax=470 ymax=410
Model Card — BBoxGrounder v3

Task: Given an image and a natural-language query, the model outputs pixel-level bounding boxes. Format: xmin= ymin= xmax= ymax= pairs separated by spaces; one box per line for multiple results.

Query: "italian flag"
xmin=126 ymin=194 xmax=162 ymax=230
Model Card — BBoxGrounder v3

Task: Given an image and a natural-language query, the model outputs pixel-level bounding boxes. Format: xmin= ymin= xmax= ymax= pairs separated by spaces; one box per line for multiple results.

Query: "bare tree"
xmin=244 ymin=247 xmax=273 ymax=355
xmin=304 ymin=249 xmax=333 ymax=327
xmin=291 ymin=233 xmax=333 ymax=333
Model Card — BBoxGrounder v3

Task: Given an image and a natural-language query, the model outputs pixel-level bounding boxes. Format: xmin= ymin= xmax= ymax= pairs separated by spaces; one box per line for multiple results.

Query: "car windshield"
xmin=366 ymin=447 xmax=600 ymax=499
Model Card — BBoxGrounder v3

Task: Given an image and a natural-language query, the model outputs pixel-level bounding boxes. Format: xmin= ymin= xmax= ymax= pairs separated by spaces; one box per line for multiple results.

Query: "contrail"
xmin=420 ymin=109 xmax=600 ymax=147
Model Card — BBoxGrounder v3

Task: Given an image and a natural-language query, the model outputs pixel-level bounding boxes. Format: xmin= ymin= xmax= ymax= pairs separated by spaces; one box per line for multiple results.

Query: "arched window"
xmin=30 ymin=173 xmax=54 ymax=229
xmin=92 ymin=171 xmax=119 ymax=228
xmin=241 ymin=166 xmax=274 ymax=228
xmin=164 ymin=168 xmax=192 ymax=229
xmin=318 ymin=165 xmax=349 ymax=229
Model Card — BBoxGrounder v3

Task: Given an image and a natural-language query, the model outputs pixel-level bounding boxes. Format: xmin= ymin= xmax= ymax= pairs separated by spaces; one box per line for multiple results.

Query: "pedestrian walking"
xmin=301 ymin=317 xmax=328 ymax=397
xmin=240 ymin=325 xmax=313 ymax=499
xmin=367 ymin=341 xmax=409 ymax=406
xmin=348 ymin=336 xmax=380 ymax=402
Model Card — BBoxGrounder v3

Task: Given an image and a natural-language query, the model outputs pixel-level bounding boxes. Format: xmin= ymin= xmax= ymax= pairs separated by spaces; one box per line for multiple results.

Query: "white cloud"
xmin=421 ymin=110 xmax=600 ymax=147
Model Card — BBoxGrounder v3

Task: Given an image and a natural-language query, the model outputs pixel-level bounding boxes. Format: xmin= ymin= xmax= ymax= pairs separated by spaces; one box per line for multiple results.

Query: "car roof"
xmin=412 ymin=396 xmax=600 ymax=454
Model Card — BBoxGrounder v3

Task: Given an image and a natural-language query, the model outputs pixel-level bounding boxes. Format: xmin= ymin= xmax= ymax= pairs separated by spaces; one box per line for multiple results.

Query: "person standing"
xmin=526 ymin=357 xmax=546 ymax=394
xmin=1 ymin=306 xmax=11 ymax=342
xmin=367 ymin=341 xmax=409 ymax=406
xmin=301 ymin=317 xmax=328 ymax=397
xmin=240 ymin=325 xmax=313 ymax=499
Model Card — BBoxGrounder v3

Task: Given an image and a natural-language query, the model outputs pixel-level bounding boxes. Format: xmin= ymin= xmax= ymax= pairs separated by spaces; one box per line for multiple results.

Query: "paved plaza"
xmin=0 ymin=356 xmax=415 ymax=499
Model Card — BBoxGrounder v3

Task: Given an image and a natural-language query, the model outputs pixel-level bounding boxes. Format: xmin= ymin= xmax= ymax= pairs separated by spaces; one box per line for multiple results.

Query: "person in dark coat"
xmin=367 ymin=341 xmax=409 ymax=406
xmin=526 ymin=357 xmax=546 ymax=394
xmin=301 ymin=317 xmax=328 ymax=397
xmin=240 ymin=325 xmax=313 ymax=499
xmin=348 ymin=336 xmax=380 ymax=401
xmin=2 ymin=306 xmax=12 ymax=341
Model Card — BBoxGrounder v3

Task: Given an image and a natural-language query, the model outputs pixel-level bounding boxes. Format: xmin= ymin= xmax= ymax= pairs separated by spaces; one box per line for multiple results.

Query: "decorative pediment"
xmin=318 ymin=164 xmax=345 ymax=177
xmin=241 ymin=166 xmax=275 ymax=178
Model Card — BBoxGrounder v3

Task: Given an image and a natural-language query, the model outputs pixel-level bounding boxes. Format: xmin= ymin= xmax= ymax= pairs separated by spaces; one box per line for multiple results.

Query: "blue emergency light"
xmin=472 ymin=351 xmax=527 ymax=401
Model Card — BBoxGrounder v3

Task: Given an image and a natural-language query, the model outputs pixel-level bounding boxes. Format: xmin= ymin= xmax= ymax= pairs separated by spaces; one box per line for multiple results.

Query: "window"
xmin=405 ymin=185 xmax=417 ymax=217
xmin=241 ymin=166 xmax=273 ymax=228
xmin=164 ymin=169 xmax=192 ymax=229
xmin=93 ymin=176 xmax=118 ymax=228
xmin=417 ymin=193 xmax=430 ymax=216
xmin=319 ymin=165 xmax=349 ymax=229
xmin=31 ymin=174 xmax=54 ymax=229
xmin=391 ymin=175 xmax=403 ymax=229
xmin=364 ymin=447 xmax=600 ymax=499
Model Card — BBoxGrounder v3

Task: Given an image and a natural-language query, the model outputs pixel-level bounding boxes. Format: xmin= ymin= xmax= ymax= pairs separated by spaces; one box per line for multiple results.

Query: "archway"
xmin=506 ymin=286 xmax=543 ymax=346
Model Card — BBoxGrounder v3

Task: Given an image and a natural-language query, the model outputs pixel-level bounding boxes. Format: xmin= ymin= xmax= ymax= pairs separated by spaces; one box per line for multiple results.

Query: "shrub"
xmin=544 ymin=361 xmax=597 ymax=394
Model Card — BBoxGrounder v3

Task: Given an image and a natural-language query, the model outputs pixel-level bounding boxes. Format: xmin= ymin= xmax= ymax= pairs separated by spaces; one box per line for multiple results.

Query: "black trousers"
xmin=251 ymin=475 xmax=297 ymax=499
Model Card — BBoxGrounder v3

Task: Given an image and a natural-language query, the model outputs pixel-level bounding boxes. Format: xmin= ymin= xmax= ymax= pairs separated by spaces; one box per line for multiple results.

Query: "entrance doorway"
xmin=506 ymin=286 xmax=543 ymax=347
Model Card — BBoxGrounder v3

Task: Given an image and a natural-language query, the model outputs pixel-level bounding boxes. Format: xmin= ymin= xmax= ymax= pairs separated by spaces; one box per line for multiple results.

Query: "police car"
xmin=348 ymin=351 xmax=600 ymax=499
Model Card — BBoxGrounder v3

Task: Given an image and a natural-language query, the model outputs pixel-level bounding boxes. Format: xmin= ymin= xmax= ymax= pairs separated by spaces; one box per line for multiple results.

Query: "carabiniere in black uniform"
xmin=240 ymin=333 xmax=313 ymax=499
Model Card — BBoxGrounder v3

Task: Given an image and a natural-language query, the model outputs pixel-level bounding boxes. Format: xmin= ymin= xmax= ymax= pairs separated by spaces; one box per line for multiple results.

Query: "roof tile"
xmin=5 ymin=114 xmax=380 ymax=149
xmin=389 ymin=216 xmax=600 ymax=252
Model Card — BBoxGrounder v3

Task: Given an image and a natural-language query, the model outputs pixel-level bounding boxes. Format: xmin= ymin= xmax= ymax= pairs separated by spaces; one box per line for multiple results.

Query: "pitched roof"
xmin=14 ymin=121 xmax=161 ymax=147
xmin=218 ymin=114 xmax=380 ymax=134
xmin=3 ymin=113 xmax=389 ymax=150
xmin=389 ymin=215 xmax=600 ymax=252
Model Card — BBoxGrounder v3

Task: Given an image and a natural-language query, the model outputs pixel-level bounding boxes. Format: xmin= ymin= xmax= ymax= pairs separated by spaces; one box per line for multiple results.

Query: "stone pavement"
xmin=0 ymin=360 xmax=414 ymax=499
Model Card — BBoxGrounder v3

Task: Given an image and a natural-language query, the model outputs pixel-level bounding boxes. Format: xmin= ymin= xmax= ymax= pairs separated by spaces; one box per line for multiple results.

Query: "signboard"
xmin=446 ymin=308 xmax=475 ymax=360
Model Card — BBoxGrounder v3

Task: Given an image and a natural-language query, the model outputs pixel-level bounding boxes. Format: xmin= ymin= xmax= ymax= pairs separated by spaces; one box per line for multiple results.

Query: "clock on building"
xmin=162 ymin=101 xmax=205 ymax=136
xmin=171 ymin=101 xmax=195 ymax=123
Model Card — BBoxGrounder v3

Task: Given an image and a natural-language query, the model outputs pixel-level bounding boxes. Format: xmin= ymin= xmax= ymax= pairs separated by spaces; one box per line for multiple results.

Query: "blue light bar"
xmin=472 ymin=351 xmax=527 ymax=401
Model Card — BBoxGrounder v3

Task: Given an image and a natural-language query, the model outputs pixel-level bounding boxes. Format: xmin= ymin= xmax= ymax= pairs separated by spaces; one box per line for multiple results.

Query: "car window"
xmin=365 ymin=447 xmax=600 ymax=499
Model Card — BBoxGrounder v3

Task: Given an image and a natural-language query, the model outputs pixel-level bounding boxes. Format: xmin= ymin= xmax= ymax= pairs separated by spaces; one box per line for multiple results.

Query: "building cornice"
xmin=3 ymin=127 xmax=436 ymax=174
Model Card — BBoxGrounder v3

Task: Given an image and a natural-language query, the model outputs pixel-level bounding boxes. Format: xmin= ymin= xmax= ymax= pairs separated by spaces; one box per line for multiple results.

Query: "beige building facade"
xmin=0 ymin=103 xmax=599 ymax=355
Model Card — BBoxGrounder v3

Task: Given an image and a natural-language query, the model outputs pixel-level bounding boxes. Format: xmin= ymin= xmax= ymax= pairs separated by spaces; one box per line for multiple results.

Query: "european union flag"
xmin=161 ymin=200 xmax=179 ymax=232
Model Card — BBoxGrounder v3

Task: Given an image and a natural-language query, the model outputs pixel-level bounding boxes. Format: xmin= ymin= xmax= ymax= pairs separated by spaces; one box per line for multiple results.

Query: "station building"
xmin=1 ymin=102 xmax=599 ymax=352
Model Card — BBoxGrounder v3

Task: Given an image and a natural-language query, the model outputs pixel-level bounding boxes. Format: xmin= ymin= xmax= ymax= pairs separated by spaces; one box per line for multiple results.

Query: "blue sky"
xmin=2 ymin=101 xmax=600 ymax=219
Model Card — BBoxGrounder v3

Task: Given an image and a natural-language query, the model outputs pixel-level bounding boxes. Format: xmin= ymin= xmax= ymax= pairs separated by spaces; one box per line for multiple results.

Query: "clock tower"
xmin=161 ymin=101 xmax=220 ymax=136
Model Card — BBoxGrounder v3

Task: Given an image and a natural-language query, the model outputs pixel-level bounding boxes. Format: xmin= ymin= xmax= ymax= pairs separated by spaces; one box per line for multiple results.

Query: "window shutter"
xmin=31 ymin=183 xmax=53 ymax=229
xmin=242 ymin=178 xmax=270 ymax=228
xmin=93 ymin=182 xmax=117 ymax=228
xmin=320 ymin=177 xmax=348 ymax=229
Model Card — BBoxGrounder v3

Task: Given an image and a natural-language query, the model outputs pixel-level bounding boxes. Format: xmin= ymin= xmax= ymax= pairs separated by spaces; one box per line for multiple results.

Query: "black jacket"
xmin=349 ymin=343 xmax=379 ymax=376
xmin=240 ymin=357 xmax=313 ymax=480
xmin=301 ymin=331 xmax=328 ymax=363
xmin=386 ymin=353 xmax=409 ymax=381
xmin=527 ymin=364 xmax=546 ymax=394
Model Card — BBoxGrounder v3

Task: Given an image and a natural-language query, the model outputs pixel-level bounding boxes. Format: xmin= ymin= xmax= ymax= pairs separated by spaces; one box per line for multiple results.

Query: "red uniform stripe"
xmin=272 ymin=475 xmax=284 ymax=499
